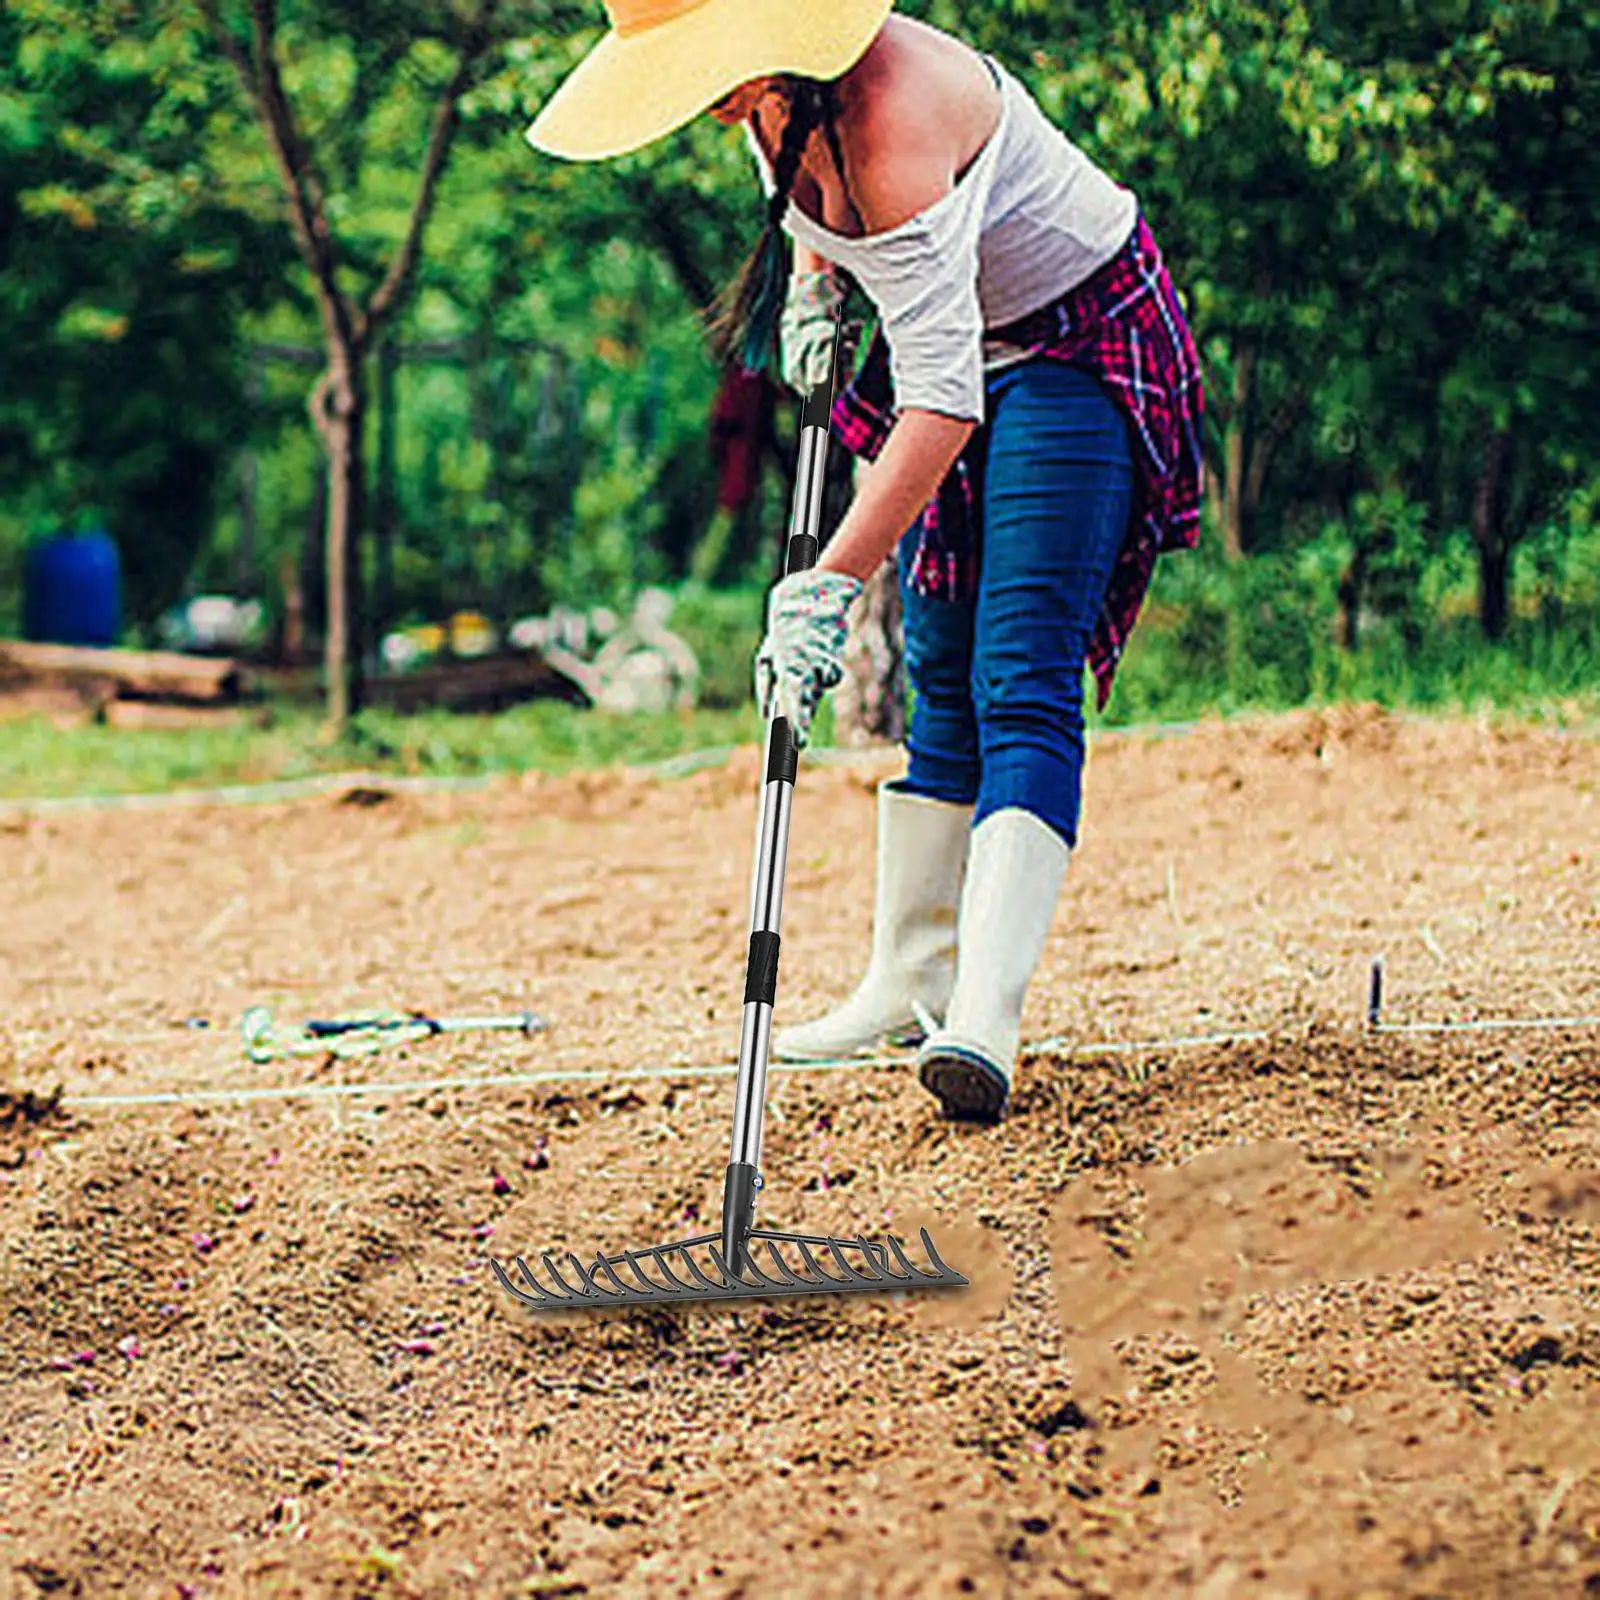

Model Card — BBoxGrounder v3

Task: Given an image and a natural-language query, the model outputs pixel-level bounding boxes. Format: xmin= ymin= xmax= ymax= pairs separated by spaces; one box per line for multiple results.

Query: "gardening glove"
xmin=779 ymin=266 xmax=846 ymax=394
xmin=754 ymin=569 xmax=863 ymax=746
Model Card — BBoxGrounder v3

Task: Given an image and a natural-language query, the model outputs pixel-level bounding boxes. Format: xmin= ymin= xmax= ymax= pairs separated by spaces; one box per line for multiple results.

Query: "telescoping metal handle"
xmin=719 ymin=316 xmax=849 ymax=1277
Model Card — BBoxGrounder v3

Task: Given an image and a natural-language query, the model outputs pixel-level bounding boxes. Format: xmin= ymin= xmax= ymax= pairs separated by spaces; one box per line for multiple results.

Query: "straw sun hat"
xmin=527 ymin=0 xmax=893 ymax=162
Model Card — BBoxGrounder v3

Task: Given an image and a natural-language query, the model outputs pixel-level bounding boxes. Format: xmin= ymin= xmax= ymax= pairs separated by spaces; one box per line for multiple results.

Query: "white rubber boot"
xmin=916 ymin=807 xmax=1071 ymax=1122
xmin=772 ymin=781 xmax=974 ymax=1061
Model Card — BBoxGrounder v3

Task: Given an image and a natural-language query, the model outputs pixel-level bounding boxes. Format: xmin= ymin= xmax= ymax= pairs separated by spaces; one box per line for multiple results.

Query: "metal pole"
xmin=719 ymin=325 xmax=844 ymax=1278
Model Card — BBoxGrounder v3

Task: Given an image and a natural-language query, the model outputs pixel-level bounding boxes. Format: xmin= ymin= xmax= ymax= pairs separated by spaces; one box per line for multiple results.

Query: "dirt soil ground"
xmin=1 ymin=706 xmax=1598 ymax=1599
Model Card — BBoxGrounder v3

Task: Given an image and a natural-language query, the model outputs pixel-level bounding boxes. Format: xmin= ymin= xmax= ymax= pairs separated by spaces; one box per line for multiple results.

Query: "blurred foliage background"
xmin=1 ymin=0 xmax=1596 ymax=750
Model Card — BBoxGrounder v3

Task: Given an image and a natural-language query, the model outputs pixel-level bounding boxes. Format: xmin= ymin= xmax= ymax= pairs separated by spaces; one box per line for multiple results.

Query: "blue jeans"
xmin=898 ymin=361 xmax=1133 ymax=848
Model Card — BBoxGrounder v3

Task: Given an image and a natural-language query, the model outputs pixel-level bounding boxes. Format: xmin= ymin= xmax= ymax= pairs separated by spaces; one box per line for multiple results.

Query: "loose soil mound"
xmin=0 ymin=709 xmax=1596 ymax=1597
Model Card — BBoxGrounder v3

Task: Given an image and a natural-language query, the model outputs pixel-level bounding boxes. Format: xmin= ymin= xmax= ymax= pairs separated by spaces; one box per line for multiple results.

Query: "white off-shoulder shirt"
xmin=748 ymin=58 xmax=1138 ymax=422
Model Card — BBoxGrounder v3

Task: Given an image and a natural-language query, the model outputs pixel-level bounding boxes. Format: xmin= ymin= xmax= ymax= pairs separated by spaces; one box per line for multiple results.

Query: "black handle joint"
xmin=799 ymin=379 xmax=834 ymax=433
xmin=720 ymin=1161 xmax=761 ymax=1276
xmin=765 ymin=718 xmax=799 ymax=786
xmin=784 ymin=533 xmax=820 ymax=576
xmin=744 ymin=931 xmax=781 ymax=1007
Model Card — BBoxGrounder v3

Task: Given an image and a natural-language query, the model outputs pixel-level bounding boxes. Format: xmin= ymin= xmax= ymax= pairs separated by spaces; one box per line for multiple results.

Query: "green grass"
xmin=0 ymin=701 xmax=764 ymax=802
xmin=1 ymin=576 xmax=1595 ymax=804
xmin=1089 ymin=549 xmax=1600 ymax=734
xmin=1095 ymin=611 xmax=1600 ymax=733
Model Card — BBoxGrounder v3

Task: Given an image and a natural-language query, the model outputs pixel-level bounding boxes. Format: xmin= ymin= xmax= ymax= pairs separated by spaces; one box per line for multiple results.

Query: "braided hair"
xmin=712 ymin=76 xmax=862 ymax=374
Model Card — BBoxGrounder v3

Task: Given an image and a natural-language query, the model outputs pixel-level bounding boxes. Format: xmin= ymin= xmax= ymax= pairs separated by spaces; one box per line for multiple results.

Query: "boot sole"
xmin=918 ymin=1045 xmax=1010 ymax=1125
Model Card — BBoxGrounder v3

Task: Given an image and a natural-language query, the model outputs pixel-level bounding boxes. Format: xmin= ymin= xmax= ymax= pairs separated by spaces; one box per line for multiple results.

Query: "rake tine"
xmin=534 ymin=1259 xmax=580 ymax=1305
xmin=513 ymin=1255 xmax=567 ymax=1304
xmin=821 ymin=1238 xmax=880 ymax=1287
xmin=881 ymin=1232 xmax=932 ymax=1281
xmin=854 ymin=1236 xmax=893 ymax=1276
xmin=541 ymin=1253 xmax=589 ymax=1300
xmin=759 ymin=1240 xmax=806 ymax=1287
xmin=649 ymin=1246 xmax=698 ymax=1294
xmin=625 ymin=1249 xmax=682 ymax=1297
xmin=794 ymin=1238 xmax=845 ymax=1286
xmin=677 ymin=1247 xmax=730 ymax=1293
xmin=847 ymin=1235 xmax=893 ymax=1281
xmin=565 ymin=1253 xmax=609 ymax=1299
xmin=617 ymin=1250 xmax=661 ymax=1295
xmin=738 ymin=1248 xmax=796 ymax=1292
xmin=492 ymin=1257 xmax=554 ymax=1308
xmin=590 ymin=1253 xmax=635 ymax=1296
xmin=875 ymin=1236 xmax=919 ymax=1281
xmin=708 ymin=1245 xmax=747 ymax=1288
xmin=755 ymin=1239 xmax=809 ymax=1286
xmin=918 ymin=1227 xmax=964 ymax=1283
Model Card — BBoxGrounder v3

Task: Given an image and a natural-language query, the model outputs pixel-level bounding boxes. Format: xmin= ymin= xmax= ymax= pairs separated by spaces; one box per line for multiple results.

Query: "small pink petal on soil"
xmin=398 ymin=1339 xmax=435 ymax=1356
xmin=524 ymin=1151 xmax=549 ymax=1172
xmin=191 ymin=1233 xmax=217 ymax=1256
xmin=492 ymin=1173 xmax=512 ymax=1195
xmin=473 ymin=1223 xmax=494 ymax=1240
xmin=117 ymin=1336 xmax=143 ymax=1360
xmin=232 ymin=1193 xmax=256 ymax=1215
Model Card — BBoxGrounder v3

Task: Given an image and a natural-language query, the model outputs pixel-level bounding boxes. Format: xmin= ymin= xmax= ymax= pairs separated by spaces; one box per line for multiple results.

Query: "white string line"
xmin=1032 ymin=1028 xmax=1271 ymax=1057
xmin=1371 ymin=1016 xmax=1599 ymax=1036
xmin=51 ymin=1015 xmax=1600 ymax=1115
xmin=61 ymin=1028 xmax=1275 ymax=1112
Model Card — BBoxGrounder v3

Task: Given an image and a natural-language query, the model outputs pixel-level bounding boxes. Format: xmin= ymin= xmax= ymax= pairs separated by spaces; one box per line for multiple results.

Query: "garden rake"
xmin=491 ymin=317 xmax=969 ymax=1313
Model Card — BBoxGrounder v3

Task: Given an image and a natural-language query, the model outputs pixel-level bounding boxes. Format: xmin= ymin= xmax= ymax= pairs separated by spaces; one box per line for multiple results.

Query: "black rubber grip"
xmin=766 ymin=719 xmax=799 ymax=786
xmin=744 ymin=931 xmax=781 ymax=1007
xmin=785 ymin=533 xmax=819 ymax=575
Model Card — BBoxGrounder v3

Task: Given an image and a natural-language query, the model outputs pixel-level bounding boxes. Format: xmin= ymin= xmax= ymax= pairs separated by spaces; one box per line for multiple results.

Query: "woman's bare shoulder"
xmin=840 ymin=18 xmax=1003 ymax=231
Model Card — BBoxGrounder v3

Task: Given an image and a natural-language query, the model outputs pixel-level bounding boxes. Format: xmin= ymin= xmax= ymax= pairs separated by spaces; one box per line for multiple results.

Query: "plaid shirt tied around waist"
xmin=830 ymin=215 xmax=1206 ymax=711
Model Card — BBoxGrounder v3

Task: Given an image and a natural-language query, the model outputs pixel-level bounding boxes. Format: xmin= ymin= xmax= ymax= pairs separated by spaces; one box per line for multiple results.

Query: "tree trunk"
xmin=311 ymin=351 xmax=368 ymax=730
xmin=298 ymin=461 xmax=327 ymax=655
xmin=1478 ymin=539 xmax=1511 ymax=643
xmin=834 ymin=557 xmax=905 ymax=748
xmin=278 ymin=549 xmax=304 ymax=666
xmin=235 ymin=354 xmax=264 ymax=593
xmin=373 ymin=337 xmax=399 ymax=660
xmin=1337 ymin=546 xmax=1365 ymax=652
xmin=1221 ymin=342 xmax=1257 ymax=562
xmin=1472 ymin=428 xmax=1513 ymax=643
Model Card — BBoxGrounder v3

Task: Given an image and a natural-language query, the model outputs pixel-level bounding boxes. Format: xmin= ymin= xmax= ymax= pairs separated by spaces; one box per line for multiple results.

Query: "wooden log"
xmin=364 ymin=652 xmax=590 ymax=715
xmin=0 ymin=641 xmax=242 ymax=704
xmin=101 ymin=701 xmax=248 ymax=731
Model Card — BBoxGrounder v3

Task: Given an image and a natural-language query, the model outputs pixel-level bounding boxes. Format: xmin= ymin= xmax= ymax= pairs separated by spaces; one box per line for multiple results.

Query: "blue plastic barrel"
xmin=22 ymin=528 xmax=122 ymax=647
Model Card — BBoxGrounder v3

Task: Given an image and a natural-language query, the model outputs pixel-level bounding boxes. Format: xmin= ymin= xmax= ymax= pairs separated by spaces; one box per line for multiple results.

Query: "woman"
xmin=528 ymin=0 xmax=1204 ymax=1124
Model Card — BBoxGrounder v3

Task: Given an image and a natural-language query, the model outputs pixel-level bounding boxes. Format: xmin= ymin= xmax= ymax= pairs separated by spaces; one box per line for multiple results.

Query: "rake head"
xmin=491 ymin=1226 xmax=969 ymax=1312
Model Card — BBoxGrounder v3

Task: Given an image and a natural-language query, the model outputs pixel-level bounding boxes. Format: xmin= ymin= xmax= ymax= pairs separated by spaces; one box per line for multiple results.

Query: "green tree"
xmin=13 ymin=0 xmax=583 ymax=726
xmin=1 ymin=0 xmax=287 ymax=629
